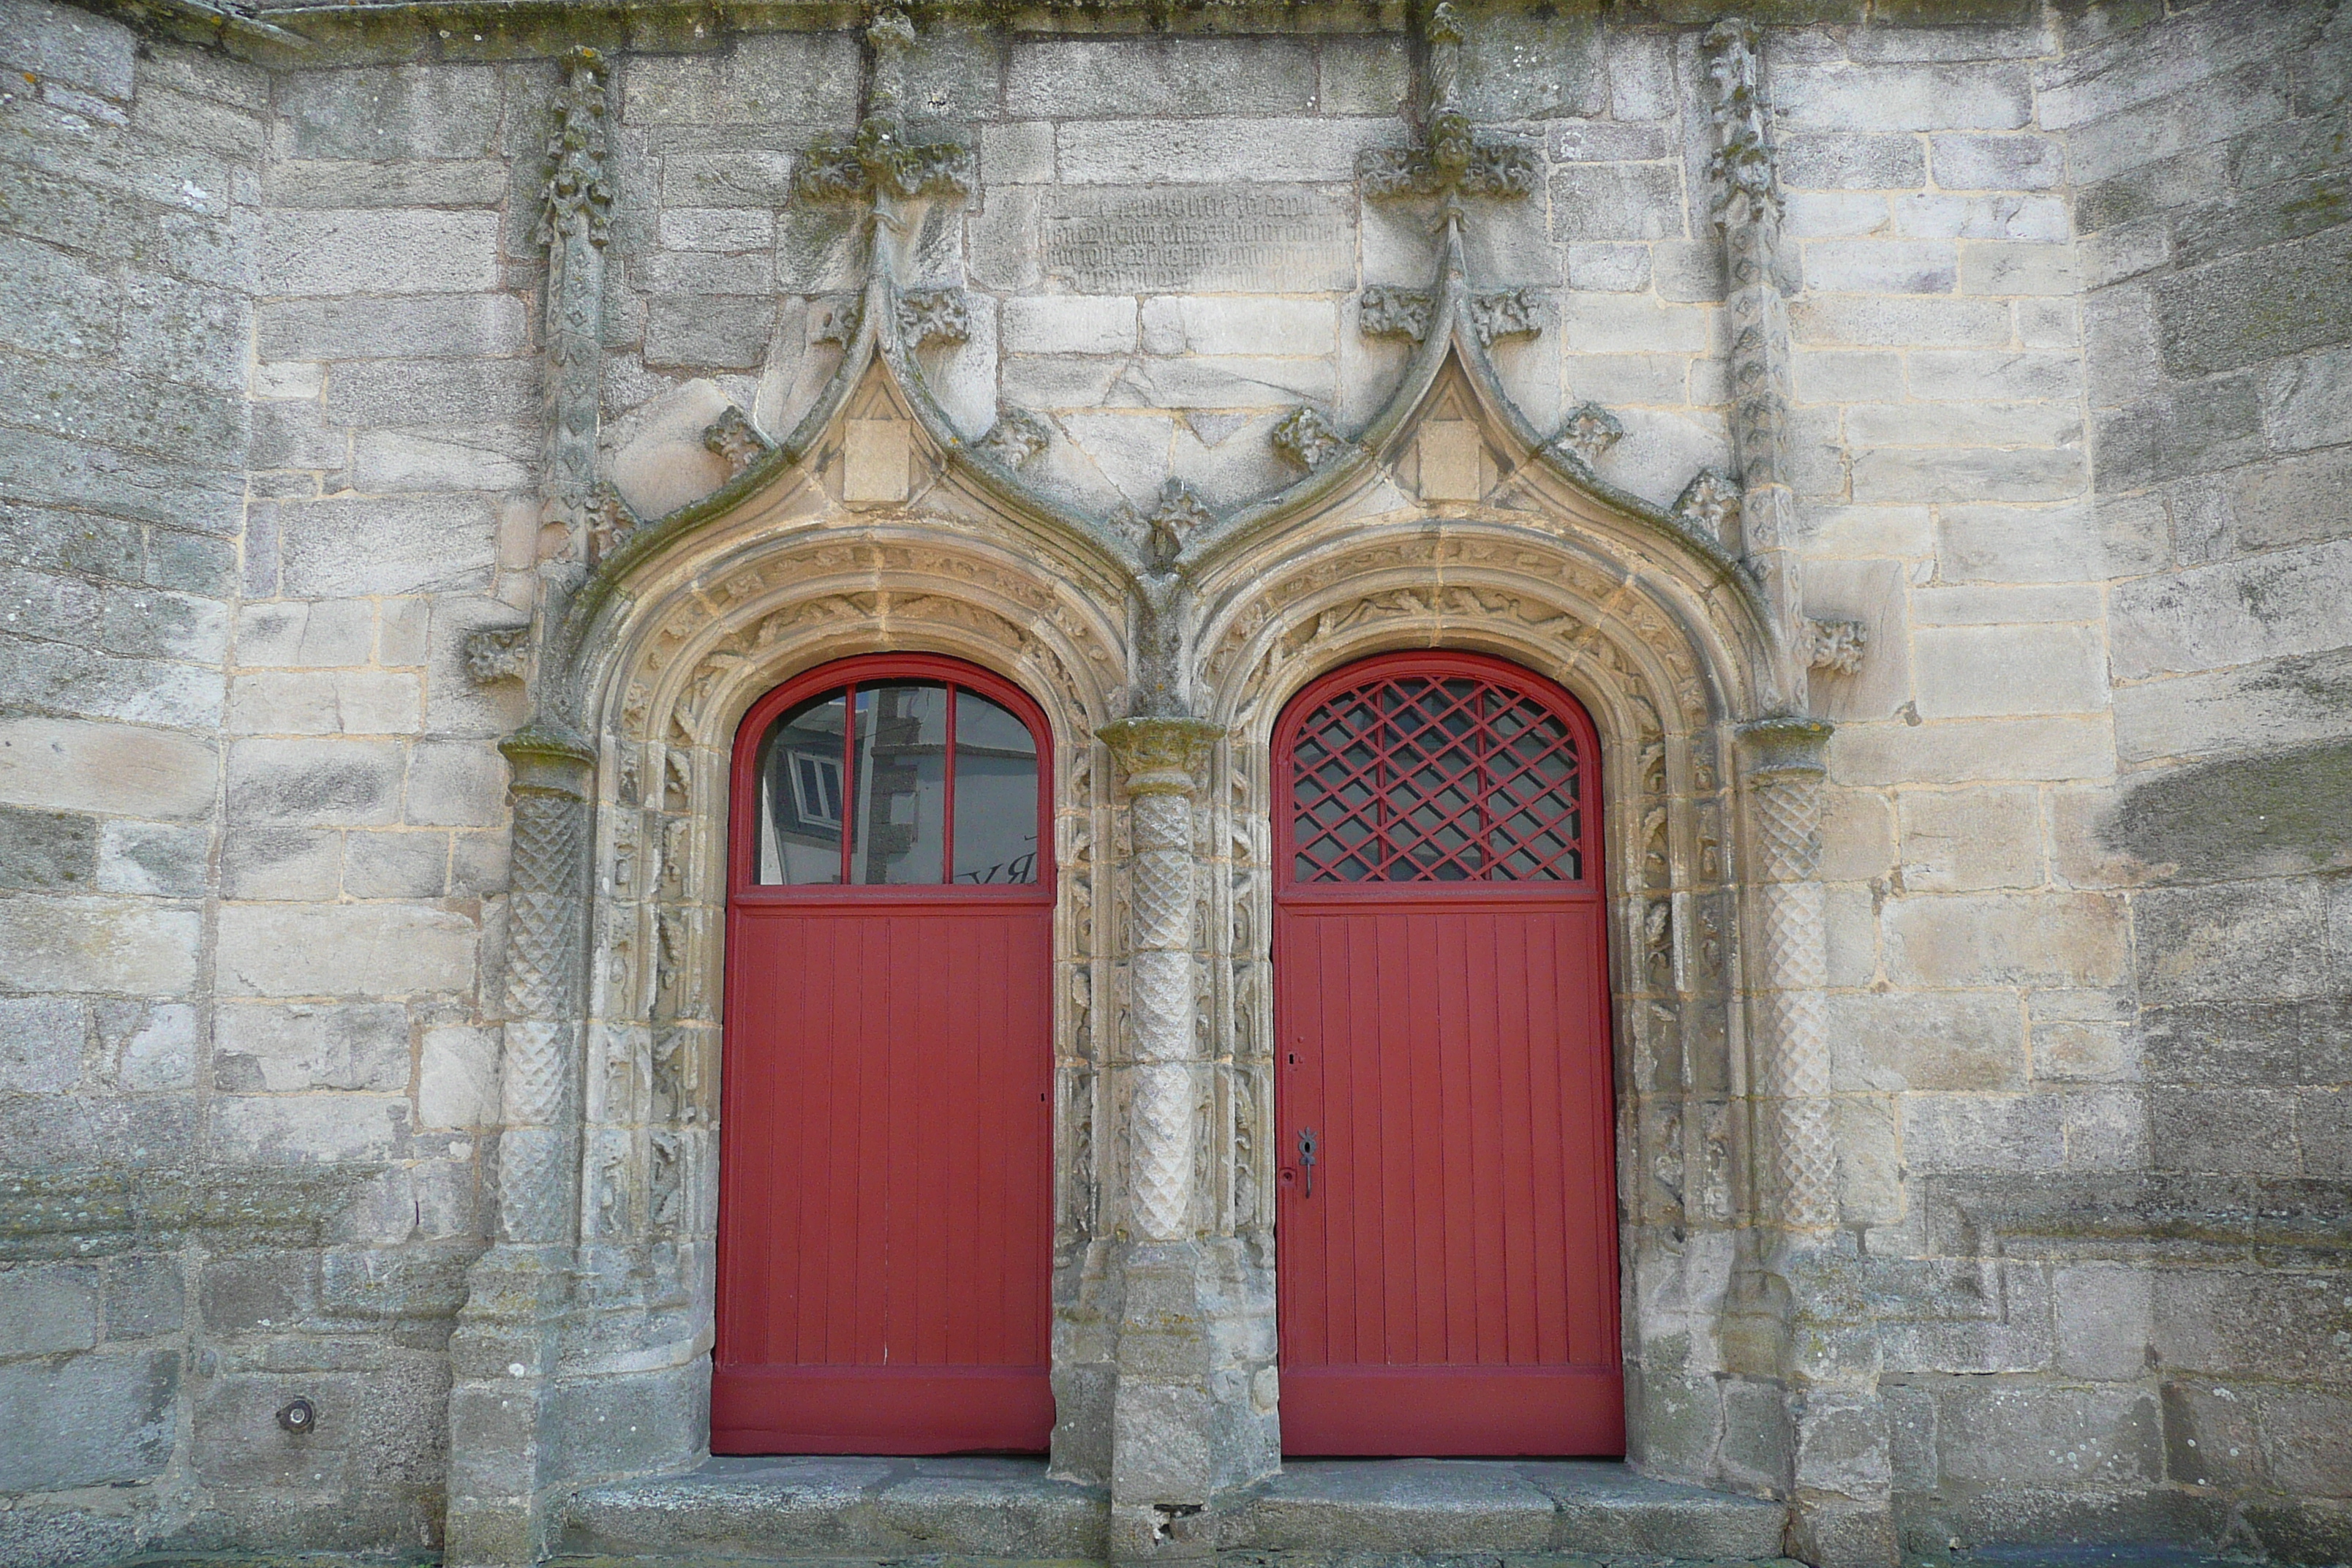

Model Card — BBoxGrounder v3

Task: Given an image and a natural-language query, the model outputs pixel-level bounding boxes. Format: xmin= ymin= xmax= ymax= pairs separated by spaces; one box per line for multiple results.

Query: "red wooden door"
xmin=716 ymin=655 xmax=1055 ymax=1454
xmin=1273 ymin=652 xmax=1622 ymax=1457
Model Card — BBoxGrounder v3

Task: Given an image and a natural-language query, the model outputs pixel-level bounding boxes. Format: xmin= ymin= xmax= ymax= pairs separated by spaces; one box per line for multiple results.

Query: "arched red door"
xmin=1273 ymin=652 xmax=1622 ymax=1456
xmin=716 ymin=654 xmax=1055 ymax=1454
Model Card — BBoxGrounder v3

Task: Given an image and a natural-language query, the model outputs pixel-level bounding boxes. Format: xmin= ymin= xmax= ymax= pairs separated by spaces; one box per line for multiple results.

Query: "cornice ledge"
xmin=1735 ymin=714 xmax=1833 ymax=777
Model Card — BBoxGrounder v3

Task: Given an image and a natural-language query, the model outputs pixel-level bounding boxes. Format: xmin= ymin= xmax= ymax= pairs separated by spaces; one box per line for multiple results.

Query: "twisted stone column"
xmin=1098 ymin=715 xmax=1225 ymax=1561
xmin=1741 ymin=717 xmax=1834 ymax=1235
xmin=445 ymin=728 xmax=595 ymax=1567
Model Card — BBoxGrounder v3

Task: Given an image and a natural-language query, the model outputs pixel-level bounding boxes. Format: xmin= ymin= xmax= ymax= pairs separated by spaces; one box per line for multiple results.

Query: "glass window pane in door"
xmin=757 ymin=689 xmax=848 ymax=884
xmin=952 ymin=689 xmax=1041 ymax=886
xmin=850 ymin=680 xmax=950 ymax=884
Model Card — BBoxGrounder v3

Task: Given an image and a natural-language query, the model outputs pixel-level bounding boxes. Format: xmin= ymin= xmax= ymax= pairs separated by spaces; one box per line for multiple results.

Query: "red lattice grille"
xmin=1289 ymin=674 xmax=1584 ymax=883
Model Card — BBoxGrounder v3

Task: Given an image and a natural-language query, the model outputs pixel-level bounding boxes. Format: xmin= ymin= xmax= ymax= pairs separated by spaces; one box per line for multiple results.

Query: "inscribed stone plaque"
xmin=1043 ymin=186 xmax=1357 ymax=294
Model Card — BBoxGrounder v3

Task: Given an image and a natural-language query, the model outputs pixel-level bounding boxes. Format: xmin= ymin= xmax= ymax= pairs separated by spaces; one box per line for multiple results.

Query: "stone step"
xmin=552 ymin=1456 xmax=1791 ymax=1567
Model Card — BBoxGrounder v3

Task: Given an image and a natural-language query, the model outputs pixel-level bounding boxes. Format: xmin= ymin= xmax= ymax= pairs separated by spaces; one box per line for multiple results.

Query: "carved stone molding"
xmin=1553 ymin=401 xmax=1625 ymax=470
xmin=701 ymin=406 xmax=774 ymax=478
xmin=1270 ymin=405 xmax=1350 ymax=471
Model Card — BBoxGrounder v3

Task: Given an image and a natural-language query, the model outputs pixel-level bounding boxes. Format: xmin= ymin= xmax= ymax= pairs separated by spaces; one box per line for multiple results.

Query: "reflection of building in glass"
xmin=755 ymin=679 xmax=1040 ymax=887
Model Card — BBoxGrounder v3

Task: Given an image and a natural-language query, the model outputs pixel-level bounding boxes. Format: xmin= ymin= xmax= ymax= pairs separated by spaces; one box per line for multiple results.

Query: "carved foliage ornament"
xmin=1115 ymin=479 xmax=1215 ymax=573
xmin=1358 ymin=285 xmax=1437 ymax=343
xmin=1271 ymin=406 xmax=1350 ymax=471
xmin=1673 ymin=469 xmax=1741 ymax=545
xmin=1553 ymin=401 xmax=1624 ymax=470
xmin=1700 ymin=20 xmax=1779 ymax=225
xmin=895 ymin=287 xmax=970 ymax=347
xmin=702 ymin=406 xmax=775 ymax=478
xmin=977 ymin=406 xmax=1052 ymax=468
xmin=464 ymin=625 xmax=532 ymax=685
xmin=1467 ymin=288 xmax=1539 ymax=347
xmin=1805 ymin=618 xmax=1868 ymax=676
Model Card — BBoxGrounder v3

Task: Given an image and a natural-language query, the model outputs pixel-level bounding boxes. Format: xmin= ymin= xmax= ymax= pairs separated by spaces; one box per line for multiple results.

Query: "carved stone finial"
xmin=1271 ymin=406 xmax=1351 ymax=471
xmin=1115 ymin=479 xmax=1215 ymax=573
xmin=1468 ymin=288 xmax=1539 ymax=347
xmin=1702 ymin=19 xmax=1779 ymax=228
xmin=894 ymin=287 xmax=969 ymax=348
xmin=1358 ymin=285 xmax=1438 ymax=343
xmin=464 ymin=625 xmax=533 ymax=685
xmin=1806 ymin=619 xmax=1868 ymax=676
xmin=1553 ymin=402 xmax=1625 ymax=470
xmin=702 ymin=407 xmax=775 ymax=478
xmin=794 ymin=13 xmax=972 ymax=210
xmin=977 ymin=406 xmax=1051 ymax=468
xmin=1357 ymin=4 xmax=1534 ymax=214
xmin=1673 ymin=469 xmax=1743 ymax=545
xmin=538 ymin=46 xmax=613 ymax=252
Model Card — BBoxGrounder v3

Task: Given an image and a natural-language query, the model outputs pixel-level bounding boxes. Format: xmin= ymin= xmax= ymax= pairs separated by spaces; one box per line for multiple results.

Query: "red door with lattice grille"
xmin=1273 ymin=652 xmax=1621 ymax=1456
xmin=716 ymin=655 xmax=1055 ymax=1454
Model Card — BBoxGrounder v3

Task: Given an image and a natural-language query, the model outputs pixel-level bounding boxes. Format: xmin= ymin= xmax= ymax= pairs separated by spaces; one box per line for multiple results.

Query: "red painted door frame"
xmin=715 ymin=653 xmax=1056 ymax=1454
xmin=1272 ymin=650 xmax=1624 ymax=1457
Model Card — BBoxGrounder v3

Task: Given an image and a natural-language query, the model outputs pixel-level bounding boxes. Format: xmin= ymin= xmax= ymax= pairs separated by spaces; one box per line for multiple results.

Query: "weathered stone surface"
xmin=0 ymin=1350 xmax=178 ymax=1490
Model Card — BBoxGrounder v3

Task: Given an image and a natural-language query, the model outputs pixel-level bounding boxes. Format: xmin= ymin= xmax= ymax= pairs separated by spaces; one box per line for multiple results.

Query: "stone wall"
xmin=0 ymin=0 xmax=2344 ymax=1560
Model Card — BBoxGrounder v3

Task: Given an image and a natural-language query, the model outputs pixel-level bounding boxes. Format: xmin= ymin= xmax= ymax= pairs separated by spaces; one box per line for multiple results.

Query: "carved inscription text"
xmin=1043 ymin=186 xmax=1356 ymax=294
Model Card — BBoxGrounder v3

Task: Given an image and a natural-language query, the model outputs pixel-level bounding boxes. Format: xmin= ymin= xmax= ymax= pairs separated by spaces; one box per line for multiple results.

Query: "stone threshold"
xmin=551 ymin=1455 xmax=1794 ymax=1565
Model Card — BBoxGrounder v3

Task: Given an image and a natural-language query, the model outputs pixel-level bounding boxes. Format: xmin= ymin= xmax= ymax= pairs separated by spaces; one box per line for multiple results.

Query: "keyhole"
xmin=1287 ymin=1052 xmax=1297 ymax=1066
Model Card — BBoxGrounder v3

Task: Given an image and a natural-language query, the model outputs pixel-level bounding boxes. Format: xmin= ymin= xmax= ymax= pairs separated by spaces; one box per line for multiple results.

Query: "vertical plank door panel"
xmin=716 ymin=657 xmax=1055 ymax=1455
xmin=1273 ymin=653 xmax=1622 ymax=1457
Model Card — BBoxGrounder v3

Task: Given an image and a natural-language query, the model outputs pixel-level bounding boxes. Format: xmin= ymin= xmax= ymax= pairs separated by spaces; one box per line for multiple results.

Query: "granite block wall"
xmin=0 ymin=0 xmax=2344 ymax=1559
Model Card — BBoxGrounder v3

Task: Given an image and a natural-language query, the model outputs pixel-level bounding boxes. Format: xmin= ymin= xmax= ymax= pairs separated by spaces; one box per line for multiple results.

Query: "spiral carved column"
xmin=445 ymin=728 xmax=595 ymax=1567
xmin=1098 ymin=715 xmax=1226 ymax=1561
xmin=1741 ymin=717 xmax=1835 ymax=1235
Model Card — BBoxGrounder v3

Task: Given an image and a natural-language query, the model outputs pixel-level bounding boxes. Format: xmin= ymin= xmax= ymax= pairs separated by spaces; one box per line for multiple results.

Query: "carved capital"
xmin=1098 ymin=717 xmax=1224 ymax=796
xmin=463 ymin=625 xmax=532 ymax=685
xmin=1737 ymin=714 xmax=1833 ymax=781
xmin=1271 ymin=405 xmax=1351 ymax=471
xmin=1553 ymin=401 xmax=1625 ymax=470
xmin=1806 ymin=618 xmax=1869 ymax=676
xmin=500 ymin=722 xmax=596 ymax=798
